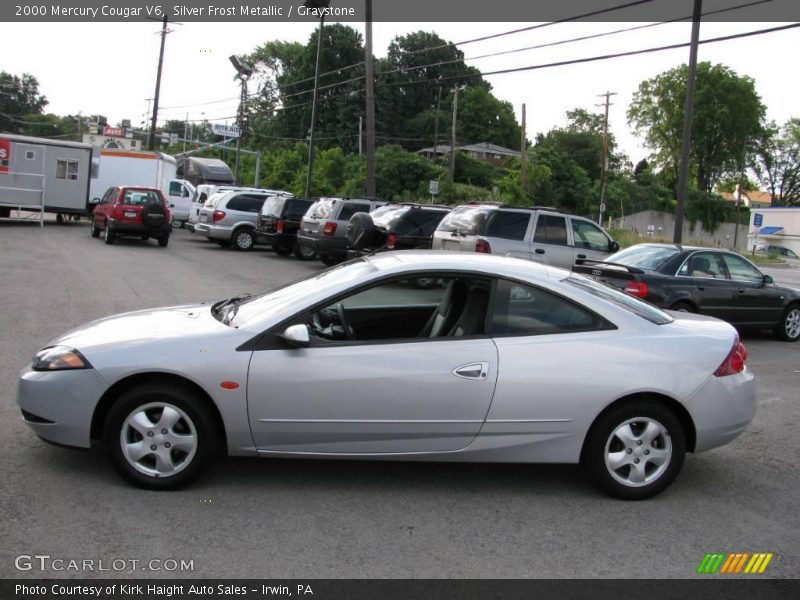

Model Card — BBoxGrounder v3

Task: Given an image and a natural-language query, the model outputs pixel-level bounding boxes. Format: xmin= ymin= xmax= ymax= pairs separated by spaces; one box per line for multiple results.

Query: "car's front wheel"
xmin=584 ymin=401 xmax=685 ymax=500
xmin=90 ymin=221 xmax=100 ymax=238
xmin=105 ymin=384 xmax=217 ymax=489
xmin=774 ymin=304 xmax=800 ymax=342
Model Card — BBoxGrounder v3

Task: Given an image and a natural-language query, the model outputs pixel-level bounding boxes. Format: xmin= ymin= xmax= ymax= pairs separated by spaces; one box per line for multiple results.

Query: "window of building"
xmin=55 ymin=160 xmax=79 ymax=180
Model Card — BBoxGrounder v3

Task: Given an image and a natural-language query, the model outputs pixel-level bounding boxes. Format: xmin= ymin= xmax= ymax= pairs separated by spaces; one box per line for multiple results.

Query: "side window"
xmin=307 ymin=276 xmax=490 ymax=342
xmin=228 ymin=194 xmax=263 ymax=212
xmin=680 ymin=252 xmax=725 ymax=279
xmin=245 ymin=196 xmax=267 ymax=213
xmin=491 ymin=279 xmax=606 ymax=336
xmin=721 ymin=254 xmax=764 ymax=284
xmin=571 ymin=219 xmax=611 ymax=250
xmin=485 ymin=211 xmax=531 ymax=241
xmin=100 ymin=188 xmax=113 ymax=204
xmin=533 ymin=214 xmax=568 ymax=245
xmin=338 ymin=203 xmax=371 ymax=221
xmin=168 ymin=181 xmax=183 ymax=196
xmin=198 ymin=193 xmax=208 ymax=205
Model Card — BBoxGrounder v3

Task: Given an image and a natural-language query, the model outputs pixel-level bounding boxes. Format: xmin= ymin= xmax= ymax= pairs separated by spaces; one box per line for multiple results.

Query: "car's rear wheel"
xmin=105 ymin=384 xmax=216 ymax=490
xmin=294 ymin=242 xmax=317 ymax=261
xmin=158 ymin=235 xmax=169 ymax=248
xmin=670 ymin=301 xmax=695 ymax=313
xmin=90 ymin=221 xmax=100 ymax=238
xmin=584 ymin=401 xmax=685 ymax=500
xmin=273 ymin=244 xmax=293 ymax=256
xmin=103 ymin=223 xmax=114 ymax=245
xmin=232 ymin=228 xmax=255 ymax=251
xmin=774 ymin=305 xmax=800 ymax=342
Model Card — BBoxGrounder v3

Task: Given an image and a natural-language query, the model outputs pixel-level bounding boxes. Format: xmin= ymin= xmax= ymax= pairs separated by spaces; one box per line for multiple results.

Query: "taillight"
xmin=212 ymin=210 xmax=226 ymax=222
xmin=276 ymin=220 xmax=284 ymax=233
xmin=475 ymin=239 xmax=491 ymax=254
xmin=714 ymin=337 xmax=748 ymax=377
xmin=323 ymin=222 xmax=337 ymax=236
xmin=623 ymin=280 xmax=649 ymax=299
xmin=386 ymin=233 xmax=397 ymax=249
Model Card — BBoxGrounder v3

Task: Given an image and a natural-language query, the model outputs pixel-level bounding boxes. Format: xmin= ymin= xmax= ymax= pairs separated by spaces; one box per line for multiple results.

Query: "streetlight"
xmin=229 ymin=54 xmax=254 ymax=185
xmin=303 ymin=0 xmax=331 ymax=197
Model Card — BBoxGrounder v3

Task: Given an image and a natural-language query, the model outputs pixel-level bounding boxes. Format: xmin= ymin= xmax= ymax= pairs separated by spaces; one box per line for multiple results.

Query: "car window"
xmin=609 ymin=245 xmax=680 ymax=271
xmin=394 ymin=210 xmax=448 ymax=236
xmin=371 ymin=205 xmax=410 ymax=230
xmin=121 ymin=190 xmax=162 ymax=206
xmin=262 ymin=196 xmax=286 ymax=218
xmin=485 ymin=211 xmax=530 ymax=241
xmin=436 ymin=205 xmax=495 ymax=235
xmin=309 ymin=276 xmax=490 ymax=342
xmin=338 ymin=203 xmax=371 ymax=221
xmin=721 ymin=254 xmax=764 ymax=284
xmin=677 ymin=252 xmax=725 ymax=279
xmin=533 ymin=214 xmax=568 ymax=245
xmin=307 ymin=199 xmax=334 ymax=220
xmin=168 ymin=181 xmax=183 ymax=196
xmin=228 ymin=194 xmax=266 ymax=213
xmin=100 ymin=188 xmax=113 ymax=204
xmin=285 ymin=200 xmax=313 ymax=221
xmin=492 ymin=279 xmax=607 ymax=336
xmin=571 ymin=219 xmax=611 ymax=251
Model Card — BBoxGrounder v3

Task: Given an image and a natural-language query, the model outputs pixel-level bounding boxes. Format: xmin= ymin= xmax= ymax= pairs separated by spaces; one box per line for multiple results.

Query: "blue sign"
xmin=754 ymin=213 xmax=763 ymax=227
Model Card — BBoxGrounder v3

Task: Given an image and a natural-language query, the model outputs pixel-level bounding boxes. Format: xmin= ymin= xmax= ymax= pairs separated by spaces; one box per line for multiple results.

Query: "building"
xmin=719 ymin=188 xmax=772 ymax=209
xmin=748 ymin=207 xmax=800 ymax=254
xmin=82 ymin=123 xmax=141 ymax=151
xmin=417 ymin=141 xmax=520 ymax=165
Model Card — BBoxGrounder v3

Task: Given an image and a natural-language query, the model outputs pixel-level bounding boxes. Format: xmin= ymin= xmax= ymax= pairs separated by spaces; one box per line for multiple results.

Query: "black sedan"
xmin=574 ymin=243 xmax=800 ymax=342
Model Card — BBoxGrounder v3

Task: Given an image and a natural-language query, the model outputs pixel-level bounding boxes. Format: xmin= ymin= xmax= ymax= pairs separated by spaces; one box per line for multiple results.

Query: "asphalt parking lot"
xmin=1 ymin=220 xmax=798 ymax=579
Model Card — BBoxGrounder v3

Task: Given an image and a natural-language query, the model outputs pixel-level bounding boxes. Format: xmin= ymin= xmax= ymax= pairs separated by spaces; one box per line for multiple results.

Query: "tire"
xmin=669 ymin=301 xmax=695 ymax=313
xmin=774 ymin=304 xmax=800 ymax=342
xmin=103 ymin=223 xmax=115 ymax=245
xmin=0 ymin=207 xmax=11 ymax=218
xmin=172 ymin=219 xmax=184 ymax=229
xmin=583 ymin=400 xmax=686 ymax=500
xmin=346 ymin=212 xmax=376 ymax=251
xmin=158 ymin=235 xmax=169 ymax=248
xmin=56 ymin=213 xmax=65 ymax=225
xmin=273 ymin=244 xmax=293 ymax=256
xmin=294 ymin=242 xmax=318 ymax=261
xmin=104 ymin=383 xmax=217 ymax=490
xmin=320 ymin=253 xmax=342 ymax=266
xmin=232 ymin=228 xmax=256 ymax=251
xmin=90 ymin=221 xmax=100 ymax=238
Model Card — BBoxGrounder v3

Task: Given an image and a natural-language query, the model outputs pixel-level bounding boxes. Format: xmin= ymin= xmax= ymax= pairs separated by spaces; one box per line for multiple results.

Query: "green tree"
xmin=627 ymin=62 xmax=766 ymax=193
xmin=752 ymin=118 xmax=800 ymax=205
xmin=456 ymin=87 xmax=520 ymax=150
xmin=0 ymin=71 xmax=48 ymax=133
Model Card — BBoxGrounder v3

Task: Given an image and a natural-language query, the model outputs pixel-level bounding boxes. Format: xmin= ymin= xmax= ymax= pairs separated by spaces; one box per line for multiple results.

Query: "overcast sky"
xmin=1 ymin=16 xmax=797 ymax=164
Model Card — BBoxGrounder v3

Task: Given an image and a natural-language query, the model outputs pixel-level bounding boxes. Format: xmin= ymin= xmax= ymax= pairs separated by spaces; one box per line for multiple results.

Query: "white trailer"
xmin=89 ymin=149 xmax=195 ymax=224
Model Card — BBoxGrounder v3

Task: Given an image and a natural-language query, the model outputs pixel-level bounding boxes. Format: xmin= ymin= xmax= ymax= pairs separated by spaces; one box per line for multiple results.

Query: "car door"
xmin=166 ymin=180 xmax=191 ymax=221
xmin=673 ymin=251 xmax=737 ymax=321
xmin=529 ymin=212 xmax=574 ymax=267
xmin=569 ymin=217 xmax=615 ymax=263
xmin=246 ymin=275 xmax=499 ymax=454
xmin=719 ymin=253 xmax=785 ymax=326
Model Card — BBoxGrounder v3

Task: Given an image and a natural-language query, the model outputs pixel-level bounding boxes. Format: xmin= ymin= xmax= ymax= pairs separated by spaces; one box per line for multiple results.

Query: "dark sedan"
xmin=574 ymin=243 xmax=800 ymax=342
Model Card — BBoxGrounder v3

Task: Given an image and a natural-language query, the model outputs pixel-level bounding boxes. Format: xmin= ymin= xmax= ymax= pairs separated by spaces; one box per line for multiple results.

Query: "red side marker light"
xmin=220 ymin=381 xmax=240 ymax=390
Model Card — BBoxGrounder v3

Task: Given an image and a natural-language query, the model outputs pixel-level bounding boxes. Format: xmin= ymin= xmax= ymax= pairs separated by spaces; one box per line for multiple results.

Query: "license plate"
xmin=124 ymin=211 xmax=136 ymax=218
xmin=443 ymin=240 xmax=461 ymax=250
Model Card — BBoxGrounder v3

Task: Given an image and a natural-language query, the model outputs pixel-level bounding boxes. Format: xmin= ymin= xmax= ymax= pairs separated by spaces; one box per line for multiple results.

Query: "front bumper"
xmin=17 ymin=367 xmax=109 ymax=448
xmin=685 ymin=369 xmax=757 ymax=452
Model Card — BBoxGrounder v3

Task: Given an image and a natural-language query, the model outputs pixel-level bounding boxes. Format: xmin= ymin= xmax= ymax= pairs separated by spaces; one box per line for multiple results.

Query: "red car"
xmin=91 ymin=186 xmax=172 ymax=247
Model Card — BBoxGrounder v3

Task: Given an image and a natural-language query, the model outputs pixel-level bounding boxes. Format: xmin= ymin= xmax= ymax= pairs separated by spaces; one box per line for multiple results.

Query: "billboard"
xmin=0 ymin=138 xmax=10 ymax=173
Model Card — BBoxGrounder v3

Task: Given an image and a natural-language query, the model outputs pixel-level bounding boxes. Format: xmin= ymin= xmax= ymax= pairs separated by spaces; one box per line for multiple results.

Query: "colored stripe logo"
xmin=697 ymin=552 xmax=773 ymax=574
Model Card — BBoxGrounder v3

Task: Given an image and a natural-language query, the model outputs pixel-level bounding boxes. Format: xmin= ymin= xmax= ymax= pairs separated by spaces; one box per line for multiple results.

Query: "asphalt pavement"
xmin=1 ymin=220 xmax=798 ymax=579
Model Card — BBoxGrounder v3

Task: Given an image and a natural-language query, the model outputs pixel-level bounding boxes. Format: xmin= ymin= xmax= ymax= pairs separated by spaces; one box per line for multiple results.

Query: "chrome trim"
xmin=257 ymin=418 xmax=484 ymax=424
xmin=485 ymin=419 xmax=573 ymax=423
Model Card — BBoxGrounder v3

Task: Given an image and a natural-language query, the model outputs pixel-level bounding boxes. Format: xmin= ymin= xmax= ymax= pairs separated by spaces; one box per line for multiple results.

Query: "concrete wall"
xmin=610 ymin=210 xmax=747 ymax=251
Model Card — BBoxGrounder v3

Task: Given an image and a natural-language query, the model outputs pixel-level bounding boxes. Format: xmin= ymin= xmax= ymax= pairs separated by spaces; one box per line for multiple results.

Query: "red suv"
xmin=91 ymin=187 xmax=172 ymax=247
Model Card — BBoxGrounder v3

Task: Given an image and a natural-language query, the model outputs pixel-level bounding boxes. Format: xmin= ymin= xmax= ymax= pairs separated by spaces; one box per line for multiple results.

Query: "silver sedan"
xmin=18 ymin=252 xmax=756 ymax=499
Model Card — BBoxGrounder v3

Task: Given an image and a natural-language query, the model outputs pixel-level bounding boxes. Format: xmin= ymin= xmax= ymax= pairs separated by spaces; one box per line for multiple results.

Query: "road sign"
xmin=212 ymin=123 xmax=241 ymax=138
xmin=429 ymin=180 xmax=439 ymax=195
xmin=754 ymin=213 xmax=763 ymax=227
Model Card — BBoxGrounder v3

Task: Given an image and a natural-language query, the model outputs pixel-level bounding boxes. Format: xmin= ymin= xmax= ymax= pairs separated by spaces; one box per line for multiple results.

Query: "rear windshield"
xmin=306 ymin=198 xmax=335 ymax=220
xmin=437 ymin=205 xmax=495 ymax=235
xmin=566 ymin=275 xmax=673 ymax=325
xmin=204 ymin=192 xmax=225 ymax=209
xmin=608 ymin=245 xmax=680 ymax=270
xmin=122 ymin=190 xmax=162 ymax=206
xmin=261 ymin=195 xmax=287 ymax=218
xmin=371 ymin=205 xmax=410 ymax=229
xmin=285 ymin=199 xmax=314 ymax=221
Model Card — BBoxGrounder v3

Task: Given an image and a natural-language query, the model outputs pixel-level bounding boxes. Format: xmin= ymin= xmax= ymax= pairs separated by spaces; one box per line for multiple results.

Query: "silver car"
xmin=194 ymin=189 xmax=290 ymax=250
xmin=432 ymin=205 xmax=619 ymax=268
xmin=18 ymin=252 xmax=755 ymax=499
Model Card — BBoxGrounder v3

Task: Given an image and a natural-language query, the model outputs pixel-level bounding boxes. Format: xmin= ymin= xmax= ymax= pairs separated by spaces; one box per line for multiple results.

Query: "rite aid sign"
xmin=212 ymin=123 xmax=241 ymax=138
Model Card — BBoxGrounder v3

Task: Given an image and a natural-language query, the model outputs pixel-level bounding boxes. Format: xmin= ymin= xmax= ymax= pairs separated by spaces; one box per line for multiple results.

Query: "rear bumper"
xmin=685 ymin=369 xmax=757 ymax=452
xmin=107 ymin=219 xmax=170 ymax=236
xmin=255 ymin=231 xmax=295 ymax=247
xmin=297 ymin=233 xmax=346 ymax=257
xmin=194 ymin=223 xmax=231 ymax=240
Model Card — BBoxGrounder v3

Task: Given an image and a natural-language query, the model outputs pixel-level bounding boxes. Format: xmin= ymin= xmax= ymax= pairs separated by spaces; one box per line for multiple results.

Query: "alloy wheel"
xmin=784 ymin=308 xmax=800 ymax=340
xmin=604 ymin=417 xmax=672 ymax=487
xmin=120 ymin=402 xmax=198 ymax=477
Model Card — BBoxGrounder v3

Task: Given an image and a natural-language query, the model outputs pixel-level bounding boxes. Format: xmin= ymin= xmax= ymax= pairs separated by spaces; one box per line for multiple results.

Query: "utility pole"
xmin=183 ymin=112 xmax=188 ymax=154
xmin=234 ymin=74 xmax=248 ymax=185
xmin=358 ymin=115 xmax=363 ymax=156
xmin=450 ymin=85 xmax=460 ymax=181
xmin=674 ymin=0 xmax=703 ymax=244
xmin=364 ymin=0 xmax=376 ymax=196
xmin=520 ymin=103 xmax=527 ymax=195
xmin=304 ymin=11 xmax=326 ymax=197
xmin=597 ymin=91 xmax=617 ymax=226
xmin=433 ymin=84 xmax=442 ymax=158
xmin=148 ymin=15 xmax=169 ymax=151
xmin=733 ymin=138 xmax=747 ymax=249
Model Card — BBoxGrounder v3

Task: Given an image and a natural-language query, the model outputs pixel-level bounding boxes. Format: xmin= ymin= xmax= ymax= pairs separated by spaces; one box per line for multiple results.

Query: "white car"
xmin=18 ymin=252 xmax=756 ymax=499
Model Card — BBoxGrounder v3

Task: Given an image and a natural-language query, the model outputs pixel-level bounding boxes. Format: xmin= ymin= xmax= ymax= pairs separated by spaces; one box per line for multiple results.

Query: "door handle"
xmin=577 ymin=253 xmax=587 ymax=259
xmin=738 ymin=289 xmax=747 ymax=294
xmin=534 ymin=248 xmax=545 ymax=255
xmin=451 ymin=362 xmax=489 ymax=380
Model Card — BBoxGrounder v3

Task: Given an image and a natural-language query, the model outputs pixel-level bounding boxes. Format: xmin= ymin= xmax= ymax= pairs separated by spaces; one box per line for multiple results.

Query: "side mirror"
xmin=169 ymin=203 xmax=175 ymax=208
xmin=763 ymin=275 xmax=774 ymax=285
xmin=91 ymin=197 xmax=100 ymax=204
xmin=610 ymin=240 xmax=620 ymax=253
xmin=280 ymin=324 xmax=310 ymax=348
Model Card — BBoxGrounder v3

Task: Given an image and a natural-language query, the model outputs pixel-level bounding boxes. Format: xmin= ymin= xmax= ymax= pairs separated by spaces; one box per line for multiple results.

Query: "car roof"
xmin=626 ymin=243 xmax=722 ymax=253
xmin=120 ymin=186 xmax=161 ymax=193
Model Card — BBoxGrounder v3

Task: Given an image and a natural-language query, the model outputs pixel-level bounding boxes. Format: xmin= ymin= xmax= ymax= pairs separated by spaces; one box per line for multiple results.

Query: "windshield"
xmin=371 ymin=205 xmax=410 ymax=229
xmin=606 ymin=245 xmax=680 ymax=271
xmin=306 ymin=198 xmax=335 ymax=220
xmin=437 ymin=205 xmax=495 ymax=234
xmin=230 ymin=259 xmax=377 ymax=329
xmin=261 ymin=195 xmax=287 ymax=217
xmin=566 ymin=275 xmax=673 ymax=325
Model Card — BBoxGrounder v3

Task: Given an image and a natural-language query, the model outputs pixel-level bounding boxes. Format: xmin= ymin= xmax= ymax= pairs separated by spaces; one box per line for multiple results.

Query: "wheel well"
xmin=670 ymin=299 xmax=697 ymax=311
xmin=580 ymin=392 xmax=697 ymax=460
xmin=90 ymin=372 xmax=228 ymax=454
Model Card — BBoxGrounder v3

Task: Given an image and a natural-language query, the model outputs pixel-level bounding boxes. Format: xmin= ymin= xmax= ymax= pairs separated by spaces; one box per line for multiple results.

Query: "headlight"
xmin=31 ymin=346 xmax=91 ymax=371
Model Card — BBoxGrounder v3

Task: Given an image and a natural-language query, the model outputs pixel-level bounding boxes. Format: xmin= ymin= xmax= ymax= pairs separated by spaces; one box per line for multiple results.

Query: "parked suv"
xmin=91 ymin=186 xmax=172 ymax=247
xmin=296 ymin=197 xmax=388 ymax=265
xmin=255 ymin=195 xmax=315 ymax=259
xmin=195 ymin=189 xmax=289 ymax=250
xmin=346 ymin=203 xmax=452 ymax=257
xmin=431 ymin=204 xmax=619 ymax=269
